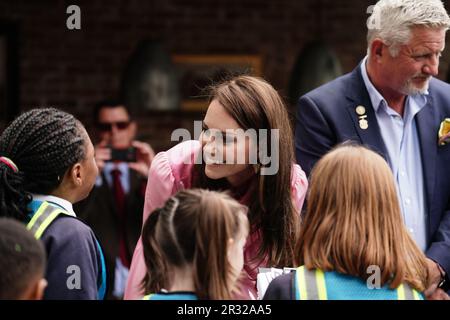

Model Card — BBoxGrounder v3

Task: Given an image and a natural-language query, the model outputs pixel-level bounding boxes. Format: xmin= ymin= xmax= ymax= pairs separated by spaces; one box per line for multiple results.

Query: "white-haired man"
xmin=296 ymin=0 xmax=450 ymax=299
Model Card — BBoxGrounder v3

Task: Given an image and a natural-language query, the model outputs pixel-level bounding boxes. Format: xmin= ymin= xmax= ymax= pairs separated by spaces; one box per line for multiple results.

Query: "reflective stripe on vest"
xmin=26 ymin=201 xmax=66 ymax=239
xmin=295 ymin=266 xmax=422 ymax=300
xmin=397 ymin=284 xmax=421 ymax=300
xmin=295 ymin=266 xmax=327 ymax=300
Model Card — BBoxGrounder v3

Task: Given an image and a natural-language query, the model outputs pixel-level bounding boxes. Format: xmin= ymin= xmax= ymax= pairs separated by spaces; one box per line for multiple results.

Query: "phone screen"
xmin=109 ymin=147 xmax=137 ymax=162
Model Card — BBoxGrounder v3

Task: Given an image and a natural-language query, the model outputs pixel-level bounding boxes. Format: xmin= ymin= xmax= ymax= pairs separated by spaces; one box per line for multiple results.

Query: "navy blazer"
xmin=295 ymin=63 xmax=450 ymax=275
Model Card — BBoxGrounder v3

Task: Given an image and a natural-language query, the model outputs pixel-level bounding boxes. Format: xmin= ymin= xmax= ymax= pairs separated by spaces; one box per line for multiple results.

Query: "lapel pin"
xmin=356 ymin=105 xmax=366 ymax=116
xmin=359 ymin=119 xmax=368 ymax=130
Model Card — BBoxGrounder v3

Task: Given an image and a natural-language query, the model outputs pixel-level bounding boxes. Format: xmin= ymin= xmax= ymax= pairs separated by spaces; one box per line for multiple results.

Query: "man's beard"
xmin=400 ymin=74 xmax=431 ymax=95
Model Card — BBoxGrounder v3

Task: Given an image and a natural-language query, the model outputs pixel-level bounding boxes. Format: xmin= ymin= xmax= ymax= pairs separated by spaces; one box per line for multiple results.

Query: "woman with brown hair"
xmin=125 ymin=75 xmax=308 ymax=299
xmin=264 ymin=144 xmax=428 ymax=300
xmin=141 ymin=189 xmax=249 ymax=300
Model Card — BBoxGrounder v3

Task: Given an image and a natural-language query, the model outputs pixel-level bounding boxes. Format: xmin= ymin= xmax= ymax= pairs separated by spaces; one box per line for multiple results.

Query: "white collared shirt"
xmin=360 ymin=56 xmax=428 ymax=251
xmin=31 ymin=194 xmax=76 ymax=217
xmin=95 ymin=162 xmax=131 ymax=194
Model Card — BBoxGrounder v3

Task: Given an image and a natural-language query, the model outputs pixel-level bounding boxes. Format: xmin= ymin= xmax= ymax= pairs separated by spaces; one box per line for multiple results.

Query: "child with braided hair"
xmin=0 ymin=108 xmax=106 ymax=300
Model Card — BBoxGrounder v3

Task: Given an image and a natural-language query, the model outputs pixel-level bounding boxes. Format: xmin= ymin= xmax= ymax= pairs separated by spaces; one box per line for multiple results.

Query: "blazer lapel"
xmin=345 ymin=64 xmax=389 ymax=159
xmin=415 ymin=95 xmax=437 ymax=215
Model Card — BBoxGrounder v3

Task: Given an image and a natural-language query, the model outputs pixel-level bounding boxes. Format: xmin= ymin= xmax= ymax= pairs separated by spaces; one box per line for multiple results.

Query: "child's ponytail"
xmin=192 ymin=193 xmax=248 ymax=300
xmin=141 ymin=208 xmax=166 ymax=293
xmin=0 ymin=159 xmax=31 ymax=221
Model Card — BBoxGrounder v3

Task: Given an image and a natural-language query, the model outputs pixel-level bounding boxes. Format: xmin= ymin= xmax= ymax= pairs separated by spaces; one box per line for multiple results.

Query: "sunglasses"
xmin=97 ymin=121 xmax=130 ymax=132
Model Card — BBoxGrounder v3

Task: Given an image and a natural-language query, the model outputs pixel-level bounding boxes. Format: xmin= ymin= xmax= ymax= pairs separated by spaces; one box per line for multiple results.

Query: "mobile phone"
xmin=109 ymin=147 xmax=137 ymax=162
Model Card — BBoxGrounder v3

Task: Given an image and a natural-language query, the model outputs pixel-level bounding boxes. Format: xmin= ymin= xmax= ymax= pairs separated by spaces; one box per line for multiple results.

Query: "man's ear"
xmin=129 ymin=121 xmax=137 ymax=140
xmin=370 ymin=39 xmax=384 ymax=60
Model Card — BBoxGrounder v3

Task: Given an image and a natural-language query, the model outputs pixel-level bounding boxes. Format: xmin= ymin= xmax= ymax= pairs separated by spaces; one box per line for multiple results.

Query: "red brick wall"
xmin=1 ymin=0 xmax=450 ymax=151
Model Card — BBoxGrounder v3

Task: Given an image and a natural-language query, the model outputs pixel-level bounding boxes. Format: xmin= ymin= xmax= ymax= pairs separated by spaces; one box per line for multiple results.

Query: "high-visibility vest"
xmin=26 ymin=201 xmax=107 ymax=300
xmin=294 ymin=266 xmax=422 ymax=300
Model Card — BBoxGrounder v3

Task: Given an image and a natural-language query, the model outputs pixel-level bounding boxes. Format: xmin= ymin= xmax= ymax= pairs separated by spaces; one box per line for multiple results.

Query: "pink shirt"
xmin=124 ymin=140 xmax=308 ymax=299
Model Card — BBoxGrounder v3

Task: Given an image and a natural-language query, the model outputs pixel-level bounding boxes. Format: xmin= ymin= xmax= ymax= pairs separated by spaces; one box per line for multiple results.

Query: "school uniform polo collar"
xmin=31 ymin=194 xmax=76 ymax=217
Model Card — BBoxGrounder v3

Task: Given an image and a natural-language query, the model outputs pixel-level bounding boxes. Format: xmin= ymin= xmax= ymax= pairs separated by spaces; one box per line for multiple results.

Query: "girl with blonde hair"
xmin=264 ymin=144 xmax=428 ymax=300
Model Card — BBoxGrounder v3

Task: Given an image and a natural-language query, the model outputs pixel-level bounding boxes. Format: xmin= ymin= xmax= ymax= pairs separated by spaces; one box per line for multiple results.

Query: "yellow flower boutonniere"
xmin=438 ymin=118 xmax=450 ymax=146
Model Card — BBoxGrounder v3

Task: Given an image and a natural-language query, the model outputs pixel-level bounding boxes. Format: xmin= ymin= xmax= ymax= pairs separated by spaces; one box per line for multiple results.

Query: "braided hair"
xmin=0 ymin=108 xmax=87 ymax=222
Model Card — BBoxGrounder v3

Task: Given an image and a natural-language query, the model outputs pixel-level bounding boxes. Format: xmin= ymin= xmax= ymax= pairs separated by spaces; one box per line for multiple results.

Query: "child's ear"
xmin=69 ymin=163 xmax=83 ymax=187
xmin=226 ymin=238 xmax=234 ymax=257
xmin=36 ymin=279 xmax=48 ymax=300
xmin=26 ymin=278 xmax=47 ymax=300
